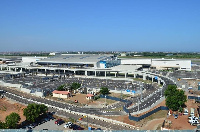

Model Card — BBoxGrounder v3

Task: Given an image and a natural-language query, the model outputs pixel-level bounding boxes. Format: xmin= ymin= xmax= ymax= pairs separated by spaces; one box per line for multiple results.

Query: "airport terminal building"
xmin=120 ymin=58 xmax=191 ymax=71
xmin=36 ymin=54 xmax=120 ymax=69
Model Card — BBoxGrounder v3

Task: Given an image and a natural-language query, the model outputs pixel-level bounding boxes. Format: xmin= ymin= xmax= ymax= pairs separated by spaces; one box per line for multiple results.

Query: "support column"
xmin=105 ymin=71 xmax=106 ymax=77
xmin=9 ymin=67 xmax=11 ymax=71
xmin=134 ymin=74 xmax=136 ymax=78
xmin=7 ymin=67 xmax=8 ymax=71
xmin=15 ymin=68 xmax=17 ymax=72
xmin=143 ymin=75 xmax=146 ymax=80
xmin=45 ymin=69 xmax=47 ymax=76
xmin=152 ymin=76 xmax=154 ymax=82
xmin=115 ymin=72 xmax=117 ymax=77
xmin=158 ymin=79 xmax=161 ymax=85
xmin=94 ymin=71 xmax=96 ymax=76
xmin=125 ymin=73 xmax=127 ymax=78
xmin=85 ymin=71 xmax=87 ymax=76
xmin=20 ymin=68 xmax=23 ymax=72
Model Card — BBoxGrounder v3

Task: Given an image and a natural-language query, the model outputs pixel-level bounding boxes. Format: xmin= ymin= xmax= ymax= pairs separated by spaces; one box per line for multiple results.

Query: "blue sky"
xmin=0 ymin=0 xmax=200 ymax=52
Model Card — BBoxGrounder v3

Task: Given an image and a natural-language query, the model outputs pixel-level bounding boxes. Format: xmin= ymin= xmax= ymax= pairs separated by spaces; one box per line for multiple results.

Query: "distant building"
xmin=22 ymin=56 xmax=47 ymax=66
xmin=120 ymin=53 xmax=126 ymax=57
xmin=120 ymin=58 xmax=191 ymax=71
xmin=49 ymin=52 xmax=61 ymax=56
xmin=151 ymin=59 xmax=191 ymax=71
xmin=37 ymin=54 xmax=120 ymax=69
xmin=86 ymin=94 xmax=94 ymax=100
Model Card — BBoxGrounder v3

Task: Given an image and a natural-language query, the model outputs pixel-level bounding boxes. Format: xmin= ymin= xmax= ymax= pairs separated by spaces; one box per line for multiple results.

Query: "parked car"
xmin=183 ymin=108 xmax=188 ymax=115
xmin=57 ymin=120 xmax=64 ymax=126
xmin=69 ymin=124 xmax=79 ymax=129
xmin=191 ymin=120 xmax=199 ymax=126
xmin=189 ymin=118 xmax=199 ymax=123
xmin=64 ymin=122 xmax=73 ymax=128
xmin=174 ymin=114 xmax=178 ymax=119
xmin=55 ymin=119 xmax=63 ymax=124
xmin=44 ymin=117 xmax=50 ymax=122
xmin=188 ymin=116 xmax=198 ymax=120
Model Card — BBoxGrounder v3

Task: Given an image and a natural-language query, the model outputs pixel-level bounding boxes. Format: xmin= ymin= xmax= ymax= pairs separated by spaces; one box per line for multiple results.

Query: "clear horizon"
xmin=0 ymin=0 xmax=200 ymax=52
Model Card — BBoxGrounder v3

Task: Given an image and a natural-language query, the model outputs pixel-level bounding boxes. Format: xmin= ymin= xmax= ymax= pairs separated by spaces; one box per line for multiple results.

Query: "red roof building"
xmin=86 ymin=94 xmax=94 ymax=100
xmin=52 ymin=90 xmax=71 ymax=98
xmin=52 ymin=90 xmax=70 ymax=95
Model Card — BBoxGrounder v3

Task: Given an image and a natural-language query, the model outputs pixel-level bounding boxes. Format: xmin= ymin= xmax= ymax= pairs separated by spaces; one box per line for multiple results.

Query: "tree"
xmin=70 ymin=82 xmax=81 ymax=90
xmin=0 ymin=121 xmax=6 ymax=129
xmin=99 ymin=87 xmax=110 ymax=95
xmin=5 ymin=112 xmax=21 ymax=129
xmin=57 ymin=84 xmax=65 ymax=91
xmin=23 ymin=104 xmax=47 ymax=122
xmin=164 ymin=85 xmax=187 ymax=111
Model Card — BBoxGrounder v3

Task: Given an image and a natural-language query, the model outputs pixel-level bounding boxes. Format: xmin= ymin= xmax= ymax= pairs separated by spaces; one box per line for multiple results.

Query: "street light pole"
xmin=137 ymin=97 xmax=140 ymax=112
xmin=87 ymin=115 xmax=88 ymax=129
xmin=105 ymin=95 xmax=107 ymax=105
xmin=140 ymin=82 xmax=143 ymax=100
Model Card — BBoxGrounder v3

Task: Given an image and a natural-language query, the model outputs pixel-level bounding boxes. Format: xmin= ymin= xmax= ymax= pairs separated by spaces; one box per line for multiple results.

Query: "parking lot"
xmin=33 ymin=119 xmax=69 ymax=131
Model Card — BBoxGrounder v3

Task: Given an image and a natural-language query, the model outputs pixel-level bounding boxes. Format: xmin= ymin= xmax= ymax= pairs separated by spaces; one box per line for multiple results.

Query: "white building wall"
xmin=21 ymin=88 xmax=31 ymax=93
xmin=53 ymin=93 xmax=60 ymax=98
xmin=121 ymin=59 xmax=151 ymax=65
xmin=60 ymin=94 xmax=68 ymax=98
xmin=151 ymin=59 xmax=191 ymax=71
xmin=22 ymin=57 xmax=47 ymax=63
xmin=34 ymin=91 xmax=44 ymax=97
xmin=0 ymin=81 xmax=22 ymax=88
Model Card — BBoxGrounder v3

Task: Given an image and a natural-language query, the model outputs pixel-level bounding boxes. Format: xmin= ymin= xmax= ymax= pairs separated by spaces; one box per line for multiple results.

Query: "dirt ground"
xmin=49 ymin=93 xmax=116 ymax=107
xmin=102 ymin=98 xmax=200 ymax=130
xmin=0 ymin=97 xmax=26 ymax=123
xmin=163 ymin=99 xmax=198 ymax=130
xmin=165 ymin=113 xmax=196 ymax=130
xmin=185 ymin=79 xmax=200 ymax=89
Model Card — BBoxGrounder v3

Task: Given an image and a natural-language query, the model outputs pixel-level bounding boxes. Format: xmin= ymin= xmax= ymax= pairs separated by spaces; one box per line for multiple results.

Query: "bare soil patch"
xmin=0 ymin=97 xmax=26 ymax=123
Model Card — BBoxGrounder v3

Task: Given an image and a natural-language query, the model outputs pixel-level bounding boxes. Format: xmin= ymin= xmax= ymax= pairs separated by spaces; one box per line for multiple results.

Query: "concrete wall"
xmin=0 ymin=81 xmax=22 ymax=88
xmin=33 ymin=91 xmax=44 ymax=97
xmin=21 ymin=88 xmax=31 ymax=93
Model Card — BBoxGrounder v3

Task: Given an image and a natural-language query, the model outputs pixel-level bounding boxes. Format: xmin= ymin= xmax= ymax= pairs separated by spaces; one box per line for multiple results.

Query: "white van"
xmin=184 ymin=108 xmax=188 ymax=115
xmin=191 ymin=108 xmax=195 ymax=116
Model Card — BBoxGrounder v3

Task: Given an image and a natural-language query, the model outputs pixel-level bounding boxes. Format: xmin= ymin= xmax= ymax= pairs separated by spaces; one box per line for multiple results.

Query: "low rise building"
xmin=86 ymin=94 xmax=94 ymax=100
xmin=52 ymin=90 xmax=71 ymax=98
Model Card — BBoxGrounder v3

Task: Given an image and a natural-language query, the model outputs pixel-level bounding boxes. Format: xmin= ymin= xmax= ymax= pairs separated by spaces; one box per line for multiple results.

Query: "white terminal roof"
xmin=37 ymin=54 xmax=112 ymax=64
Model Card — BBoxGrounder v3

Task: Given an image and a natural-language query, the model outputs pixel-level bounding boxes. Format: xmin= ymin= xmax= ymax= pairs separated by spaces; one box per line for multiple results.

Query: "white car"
xmin=188 ymin=116 xmax=198 ymax=120
xmin=189 ymin=118 xmax=199 ymax=123
xmin=64 ymin=122 xmax=73 ymax=128
xmin=190 ymin=120 xmax=199 ymax=126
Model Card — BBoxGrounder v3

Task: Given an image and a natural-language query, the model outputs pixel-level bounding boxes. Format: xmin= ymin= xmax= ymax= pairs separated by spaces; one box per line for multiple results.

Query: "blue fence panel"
xmin=100 ymin=95 xmax=130 ymax=103
xmin=188 ymin=96 xmax=195 ymax=99
xmin=128 ymin=106 xmax=169 ymax=122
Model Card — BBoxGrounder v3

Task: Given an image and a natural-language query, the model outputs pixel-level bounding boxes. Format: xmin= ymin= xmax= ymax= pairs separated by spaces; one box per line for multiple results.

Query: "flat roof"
xmin=37 ymin=54 xmax=112 ymax=64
